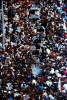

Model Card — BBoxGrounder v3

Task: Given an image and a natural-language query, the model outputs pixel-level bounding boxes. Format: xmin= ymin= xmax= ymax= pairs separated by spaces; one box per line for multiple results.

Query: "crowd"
xmin=0 ymin=0 xmax=67 ymax=100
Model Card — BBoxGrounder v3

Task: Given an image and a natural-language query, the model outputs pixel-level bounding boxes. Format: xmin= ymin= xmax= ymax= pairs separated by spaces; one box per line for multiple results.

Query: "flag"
xmin=58 ymin=78 xmax=61 ymax=92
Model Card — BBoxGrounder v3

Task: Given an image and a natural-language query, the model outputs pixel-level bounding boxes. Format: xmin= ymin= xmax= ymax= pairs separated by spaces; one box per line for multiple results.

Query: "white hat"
xmin=32 ymin=79 xmax=37 ymax=85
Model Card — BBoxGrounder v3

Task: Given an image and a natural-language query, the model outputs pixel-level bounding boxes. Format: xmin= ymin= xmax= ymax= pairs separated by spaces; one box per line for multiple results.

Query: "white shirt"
xmin=63 ymin=84 xmax=67 ymax=90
